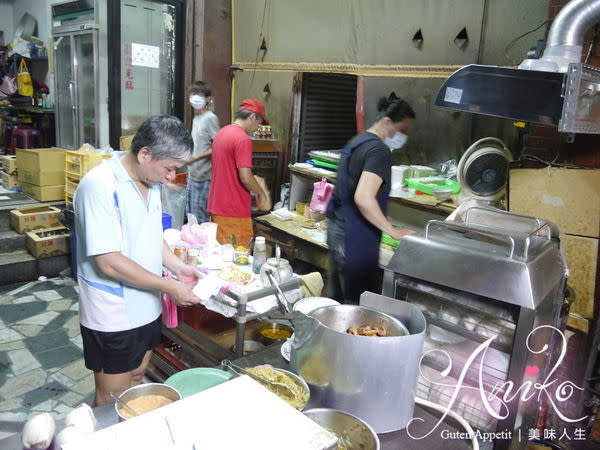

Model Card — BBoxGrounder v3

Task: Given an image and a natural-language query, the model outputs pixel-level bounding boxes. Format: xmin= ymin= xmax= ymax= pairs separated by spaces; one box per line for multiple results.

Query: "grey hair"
xmin=131 ymin=115 xmax=193 ymax=162
xmin=234 ymin=109 xmax=256 ymax=121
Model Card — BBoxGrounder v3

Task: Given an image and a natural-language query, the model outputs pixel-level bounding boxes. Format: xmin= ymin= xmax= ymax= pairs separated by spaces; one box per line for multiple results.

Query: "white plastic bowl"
xmin=431 ymin=188 xmax=454 ymax=202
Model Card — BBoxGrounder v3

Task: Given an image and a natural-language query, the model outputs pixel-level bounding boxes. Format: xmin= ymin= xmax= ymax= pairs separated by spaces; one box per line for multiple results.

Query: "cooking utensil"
xmin=221 ymin=360 xmax=295 ymax=399
xmin=110 ymin=391 xmax=139 ymax=418
xmin=265 ymin=267 xmax=291 ymax=314
xmin=275 ymin=244 xmax=281 ymax=268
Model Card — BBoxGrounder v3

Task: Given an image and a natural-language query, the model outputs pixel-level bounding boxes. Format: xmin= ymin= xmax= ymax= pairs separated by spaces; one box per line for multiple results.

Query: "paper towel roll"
xmin=391 ymin=165 xmax=410 ymax=189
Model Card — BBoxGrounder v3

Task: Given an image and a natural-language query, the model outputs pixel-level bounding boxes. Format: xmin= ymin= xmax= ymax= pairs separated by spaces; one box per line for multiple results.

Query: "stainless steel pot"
xmin=290 ymin=299 xmax=426 ymax=433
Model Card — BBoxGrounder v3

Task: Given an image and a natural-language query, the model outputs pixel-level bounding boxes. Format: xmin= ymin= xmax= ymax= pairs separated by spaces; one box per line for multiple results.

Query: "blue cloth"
xmin=186 ymin=178 xmax=211 ymax=223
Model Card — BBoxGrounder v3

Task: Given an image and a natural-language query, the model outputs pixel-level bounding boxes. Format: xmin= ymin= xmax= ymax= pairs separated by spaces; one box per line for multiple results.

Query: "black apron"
xmin=327 ymin=133 xmax=390 ymax=302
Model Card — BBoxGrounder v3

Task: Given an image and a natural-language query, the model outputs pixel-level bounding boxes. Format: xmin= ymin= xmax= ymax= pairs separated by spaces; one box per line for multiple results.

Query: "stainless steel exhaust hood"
xmin=434 ymin=0 xmax=600 ymax=134
xmin=433 ymin=63 xmax=600 ymax=133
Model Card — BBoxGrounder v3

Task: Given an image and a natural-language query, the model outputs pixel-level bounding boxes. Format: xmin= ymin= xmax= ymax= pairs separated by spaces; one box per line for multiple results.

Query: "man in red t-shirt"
xmin=207 ymin=98 xmax=269 ymax=244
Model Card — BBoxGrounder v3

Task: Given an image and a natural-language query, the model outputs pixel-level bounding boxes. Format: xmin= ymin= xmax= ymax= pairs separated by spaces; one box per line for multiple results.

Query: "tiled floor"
xmin=0 ymin=277 xmax=94 ymax=440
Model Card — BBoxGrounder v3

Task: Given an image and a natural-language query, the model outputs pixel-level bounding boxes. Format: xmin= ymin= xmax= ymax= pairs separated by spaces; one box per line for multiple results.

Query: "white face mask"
xmin=189 ymin=95 xmax=206 ymax=110
xmin=385 ymin=131 xmax=408 ymax=150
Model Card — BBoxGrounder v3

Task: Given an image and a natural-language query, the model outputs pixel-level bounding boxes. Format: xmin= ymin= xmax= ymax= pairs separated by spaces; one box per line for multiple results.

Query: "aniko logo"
xmin=407 ymin=325 xmax=586 ymax=440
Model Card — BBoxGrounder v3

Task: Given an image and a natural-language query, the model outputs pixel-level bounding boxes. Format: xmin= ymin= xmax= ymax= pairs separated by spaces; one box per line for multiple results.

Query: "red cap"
xmin=240 ymin=98 xmax=268 ymax=124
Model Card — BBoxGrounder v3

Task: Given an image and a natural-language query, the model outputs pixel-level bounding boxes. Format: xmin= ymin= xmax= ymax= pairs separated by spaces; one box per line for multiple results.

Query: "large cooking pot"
xmin=290 ymin=300 xmax=426 ymax=433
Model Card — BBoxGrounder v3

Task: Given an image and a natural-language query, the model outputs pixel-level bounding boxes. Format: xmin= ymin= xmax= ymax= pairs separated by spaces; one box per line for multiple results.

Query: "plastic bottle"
xmin=252 ymin=236 xmax=267 ymax=274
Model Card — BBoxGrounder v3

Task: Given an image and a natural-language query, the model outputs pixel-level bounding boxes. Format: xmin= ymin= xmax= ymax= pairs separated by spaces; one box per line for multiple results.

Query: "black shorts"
xmin=80 ymin=315 xmax=162 ymax=374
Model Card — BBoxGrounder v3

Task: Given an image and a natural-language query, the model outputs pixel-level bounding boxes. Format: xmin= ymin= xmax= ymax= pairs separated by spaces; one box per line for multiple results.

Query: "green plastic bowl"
xmin=164 ymin=368 xmax=233 ymax=398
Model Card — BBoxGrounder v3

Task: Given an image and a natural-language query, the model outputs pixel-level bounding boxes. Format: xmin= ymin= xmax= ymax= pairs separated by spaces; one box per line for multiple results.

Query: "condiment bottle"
xmin=252 ymin=236 xmax=267 ymax=274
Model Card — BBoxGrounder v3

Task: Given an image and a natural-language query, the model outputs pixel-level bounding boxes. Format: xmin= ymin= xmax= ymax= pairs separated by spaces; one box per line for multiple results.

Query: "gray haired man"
xmin=74 ymin=115 xmax=201 ymax=407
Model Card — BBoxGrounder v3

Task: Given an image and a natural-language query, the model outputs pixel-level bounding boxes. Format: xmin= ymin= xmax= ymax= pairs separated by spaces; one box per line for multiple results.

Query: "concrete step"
xmin=0 ymin=230 xmax=26 ymax=253
xmin=0 ymin=249 xmax=70 ymax=286
xmin=0 ymin=250 xmax=37 ymax=285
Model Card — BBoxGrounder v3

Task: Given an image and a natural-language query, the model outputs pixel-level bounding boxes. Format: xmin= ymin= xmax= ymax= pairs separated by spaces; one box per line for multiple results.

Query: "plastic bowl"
xmin=303 ymin=408 xmax=380 ymax=449
xmin=115 ymin=383 xmax=181 ymax=421
xmin=431 ymin=187 xmax=454 ymax=202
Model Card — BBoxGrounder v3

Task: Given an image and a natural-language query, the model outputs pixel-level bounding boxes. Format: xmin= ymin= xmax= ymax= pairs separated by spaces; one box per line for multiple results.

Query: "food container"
xmin=259 ymin=257 xmax=292 ymax=287
xmin=115 ymin=383 xmax=181 ymax=421
xmin=231 ymin=339 xmax=265 ymax=355
xmin=258 ymin=320 xmax=293 ymax=344
xmin=291 ymin=301 xmax=426 ymax=433
xmin=243 ymin=366 xmax=311 ymax=411
xmin=431 ymin=187 xmax=454 ymax=202
xmin=303 ymin=408 xmax=380 ymax=450
xmin=292 ymin=297 xmax=340 ymax=315
xmin=233 ymin=246 xmax=250 ymax=265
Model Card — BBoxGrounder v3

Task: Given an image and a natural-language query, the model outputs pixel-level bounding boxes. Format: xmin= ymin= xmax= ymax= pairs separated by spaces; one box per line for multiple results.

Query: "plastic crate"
xmin=406 ymin=177 xmax=460 ymax=195
xmin=65 ymin=150 xmax=103 ymax=178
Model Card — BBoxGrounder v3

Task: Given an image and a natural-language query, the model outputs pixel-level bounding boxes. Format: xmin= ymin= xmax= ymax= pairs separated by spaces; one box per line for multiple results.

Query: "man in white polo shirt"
xmin=74 ymin=116 xmax=201 ymax=406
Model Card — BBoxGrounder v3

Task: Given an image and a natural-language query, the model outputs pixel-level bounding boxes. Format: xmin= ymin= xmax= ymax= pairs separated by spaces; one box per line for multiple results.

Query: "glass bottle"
xmin=252 ymin=236 xmax=267 ymax=274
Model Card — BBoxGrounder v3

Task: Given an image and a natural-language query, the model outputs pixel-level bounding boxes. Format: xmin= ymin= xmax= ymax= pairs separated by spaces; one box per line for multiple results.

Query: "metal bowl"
xmin=292 ymin=297 xmax=340 ymax=315
xmin=115 ymin=383 xmax=181 ymax=421
xmin=308 ymin=304 xmax=409 ymax=337
xmin=303 ymin=408 xmax=380 ymax=450
xmin=272 ymin=367 xmax=311 ymax=411
xmin=257 ymin=320 xmax=293 ymax=344
xmin=431 ymin=187 xmax=453 ymax=202
xmin=231 ymin=339 xmax=265 ymax=355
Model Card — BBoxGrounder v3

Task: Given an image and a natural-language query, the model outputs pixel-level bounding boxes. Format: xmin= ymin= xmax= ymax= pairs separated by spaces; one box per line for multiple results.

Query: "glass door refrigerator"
xmin=53 ymin=30 xmax=99 ymax=149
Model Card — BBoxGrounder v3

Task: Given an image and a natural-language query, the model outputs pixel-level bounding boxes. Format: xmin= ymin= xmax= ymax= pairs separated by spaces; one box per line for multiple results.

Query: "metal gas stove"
xmin=383 ymin=205 xmax=568 ymax=450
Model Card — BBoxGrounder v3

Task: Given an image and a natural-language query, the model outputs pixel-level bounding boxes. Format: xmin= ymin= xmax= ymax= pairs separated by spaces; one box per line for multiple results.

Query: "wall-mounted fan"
xmin=457 ymin=137 xmax=513 ymax=203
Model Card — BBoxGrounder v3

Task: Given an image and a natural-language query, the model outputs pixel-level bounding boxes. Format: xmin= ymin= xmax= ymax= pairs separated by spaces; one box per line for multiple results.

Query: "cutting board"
xmin=65 ymin=376 xmax=337 ymax=450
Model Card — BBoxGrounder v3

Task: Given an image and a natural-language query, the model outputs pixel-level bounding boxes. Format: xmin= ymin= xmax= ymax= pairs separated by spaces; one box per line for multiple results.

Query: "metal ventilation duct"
xmin=434 ymin=0 xmax=600 ymax=134
xmin=542 ymin=0 xmax=600 ymax=72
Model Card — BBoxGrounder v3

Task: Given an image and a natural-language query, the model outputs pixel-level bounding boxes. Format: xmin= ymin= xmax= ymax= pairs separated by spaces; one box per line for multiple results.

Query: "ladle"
xmin=110 ymin=391 xmax=140 ymax=417
xmin=221 ymin=360 xmax=295 ymax=399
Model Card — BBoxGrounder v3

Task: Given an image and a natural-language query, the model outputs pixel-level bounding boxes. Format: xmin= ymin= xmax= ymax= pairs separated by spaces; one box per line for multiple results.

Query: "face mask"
xmin=385 ymin=131 xmax=408 ymax=150
xmin=189 ymin=95 xmax=206 ymax=110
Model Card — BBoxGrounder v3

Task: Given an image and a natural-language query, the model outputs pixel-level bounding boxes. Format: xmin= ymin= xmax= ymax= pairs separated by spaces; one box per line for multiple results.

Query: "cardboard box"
xmin=21 ymin=182 xmax=65 ymax=201
xmin=561 ymin=234 xmax=598 ymax=319
xmin=16 ymin=147 xmax=65 ymax=186
xmin=0 ymin=170 xmax=19 ymax=189
xmin=10 ymin=206 xmax=62 ymax=233
xmin=509 ymin=168 xmax=600 ymax=238
xmin=25 ymin=226 xmax=70 ymax=258
xmin=120 ymin=134 xmax=134 ymax=151
xmin=1 ymin=155 xmax=17 ymax=174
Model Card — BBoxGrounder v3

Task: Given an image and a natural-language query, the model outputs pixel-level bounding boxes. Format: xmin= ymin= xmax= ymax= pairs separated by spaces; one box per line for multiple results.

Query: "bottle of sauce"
xmin=252 ymin=236 xmax=267 ymax=274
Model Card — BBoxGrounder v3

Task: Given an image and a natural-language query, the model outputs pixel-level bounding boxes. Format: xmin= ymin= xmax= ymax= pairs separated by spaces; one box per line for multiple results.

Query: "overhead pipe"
xmin=541 ymin=0 xmax=600 ymax=71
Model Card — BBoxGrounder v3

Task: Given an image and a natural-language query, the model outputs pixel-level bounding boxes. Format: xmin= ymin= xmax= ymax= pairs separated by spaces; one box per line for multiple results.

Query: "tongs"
xmin=222 ymin=359 xmax=294 ymax=398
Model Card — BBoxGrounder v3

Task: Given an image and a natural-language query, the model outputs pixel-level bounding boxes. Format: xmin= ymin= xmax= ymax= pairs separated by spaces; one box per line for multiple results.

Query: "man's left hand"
xmin=175 ymin=265 xmax=203 ymax=287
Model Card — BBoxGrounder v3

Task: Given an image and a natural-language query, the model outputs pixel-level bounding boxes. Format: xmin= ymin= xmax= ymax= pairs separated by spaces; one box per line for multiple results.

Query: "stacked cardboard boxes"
xmin=509 ymin=168 xmax=600 ymax=333
xmin=0 ymin=155 xmax=19 ymax=190
xmin=16 ymin=147 xmax=66 ymax=201
xmin=10 ymin=205 xmax=70 ymax=258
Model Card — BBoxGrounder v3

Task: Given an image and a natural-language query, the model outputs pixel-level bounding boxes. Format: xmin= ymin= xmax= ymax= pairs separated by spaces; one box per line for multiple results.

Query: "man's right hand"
xmin=166 ymin=279 xmax=200 ymax=307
